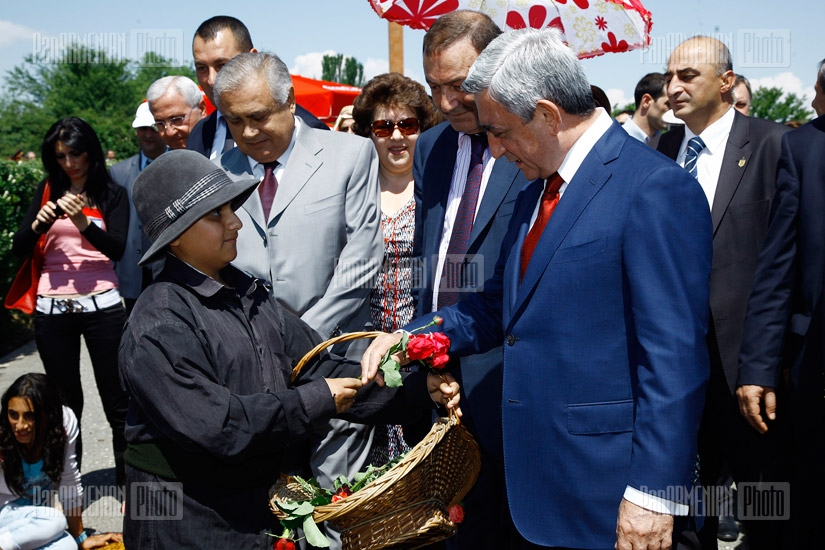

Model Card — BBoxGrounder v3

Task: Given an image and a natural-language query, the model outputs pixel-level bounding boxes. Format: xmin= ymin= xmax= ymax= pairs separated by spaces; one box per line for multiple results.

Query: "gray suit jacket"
xmin=218 ymin=122 xmax=382 ymax=342
xmin=110 ymin=153 xmax=149 ymax=300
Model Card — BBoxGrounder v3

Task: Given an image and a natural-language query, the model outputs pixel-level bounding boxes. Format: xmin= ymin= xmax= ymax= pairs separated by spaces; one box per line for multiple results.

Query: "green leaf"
xmin=381 ymin=360 xmax=404 ymax=388
xmin=303 ymin=515 xmax=331 ymax=547
xmin=293 ymin=501 xmax=316 ymax=515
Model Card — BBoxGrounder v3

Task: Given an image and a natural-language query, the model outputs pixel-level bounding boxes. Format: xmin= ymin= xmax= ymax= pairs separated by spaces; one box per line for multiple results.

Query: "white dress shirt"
xmin=431 ymin=132 xmax=497 ymax=311
xmin=676 ymin=106 xmax=736 ymax=208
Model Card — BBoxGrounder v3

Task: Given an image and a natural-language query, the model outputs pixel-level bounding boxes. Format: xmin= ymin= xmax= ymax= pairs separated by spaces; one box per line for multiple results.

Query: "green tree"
xmin=750 ymin=86 xmax=813 ymax=124
xmin=322 ymin=54 xmax=365 ymax=87
xmin=0 ymin=46 xmax=195 ymax=160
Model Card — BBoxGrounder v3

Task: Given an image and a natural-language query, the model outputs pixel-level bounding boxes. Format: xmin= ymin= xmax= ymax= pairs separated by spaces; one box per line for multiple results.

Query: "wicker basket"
xmin=270 ymin=332 xmax=481 ymax=549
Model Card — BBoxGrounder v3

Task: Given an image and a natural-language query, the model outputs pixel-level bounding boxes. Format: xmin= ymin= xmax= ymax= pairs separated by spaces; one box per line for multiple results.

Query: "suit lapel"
xmin=269 ymin=130 xmax=322 ymax=220
xmin=507 ymin=125 xmax=620 ymax=328
xmin=711 ymin=112 xmax=751 ymax=234
xmin=469 ymin=159 xmax=517 ymax=246
xmin=223 ymin=149 xmax=267 ymax=228
xmin=422 ymin=127 xmax=459 ymax=259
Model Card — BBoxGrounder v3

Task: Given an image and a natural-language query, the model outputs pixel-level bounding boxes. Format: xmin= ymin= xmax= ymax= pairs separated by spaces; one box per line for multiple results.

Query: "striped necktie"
xmin=684 ymin=136 xmax=706 ymax=179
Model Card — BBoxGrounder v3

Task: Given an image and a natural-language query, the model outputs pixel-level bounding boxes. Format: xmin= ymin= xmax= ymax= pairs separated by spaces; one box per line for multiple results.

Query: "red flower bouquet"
xmin=379 ymin=316 xmax=451 ymax=388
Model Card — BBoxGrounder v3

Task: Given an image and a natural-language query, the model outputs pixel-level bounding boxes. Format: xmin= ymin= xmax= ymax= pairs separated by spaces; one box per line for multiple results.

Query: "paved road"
xmin=0 ymin=339 xmax=123 ymax=535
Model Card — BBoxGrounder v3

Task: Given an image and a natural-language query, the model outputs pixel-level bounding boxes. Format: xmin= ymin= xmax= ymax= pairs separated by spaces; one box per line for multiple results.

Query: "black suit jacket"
xmin=658 ymin=111 xmax=789 ymax=393
xmin=187 ymin=105 xmax=328 ymax=156
xmin=738 ymin=115 xmax=825 ymax=427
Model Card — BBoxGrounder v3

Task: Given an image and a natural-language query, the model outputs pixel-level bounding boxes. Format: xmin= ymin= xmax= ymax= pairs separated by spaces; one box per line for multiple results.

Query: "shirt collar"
xmin=162 ymin=253 xmax=257 ymax=298
xmin=684 ymin=106 xmax=735 ymax=155
xmin=557 ymin=108 xmax=613 ymax=188
xmin=622 ymin=117 xmax=649 ymax=143
xmin=247 ymin=116 xmax=301 ymax=177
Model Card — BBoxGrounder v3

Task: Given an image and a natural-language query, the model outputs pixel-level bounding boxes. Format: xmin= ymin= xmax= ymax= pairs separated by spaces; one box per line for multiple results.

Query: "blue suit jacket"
xmin=738 ymin=115 xmax=825 ymax=428
xmin=415 ymin=122 xmax=712 ymax=547
xmin=412 ymin=121 xmax=530 ymax=459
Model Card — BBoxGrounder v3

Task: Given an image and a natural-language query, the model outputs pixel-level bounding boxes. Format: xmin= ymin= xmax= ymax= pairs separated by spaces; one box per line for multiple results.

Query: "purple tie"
xmin=437 ymin=134 xmax=487 ymax=309
xmin=259 ymin=161 xmax=278 ymax=220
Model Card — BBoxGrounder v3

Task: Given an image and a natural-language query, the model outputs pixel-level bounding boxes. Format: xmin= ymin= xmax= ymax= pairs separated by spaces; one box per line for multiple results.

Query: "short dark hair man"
xmin=188 ymin=16 xmax=327 ymax=159
xmin=363 ymin=26 xmax=712 ymax=549
xmin=413 ymin=10 xmax=535 ymax=549
xmin=622 ymin=72 xmax=669 ymax=145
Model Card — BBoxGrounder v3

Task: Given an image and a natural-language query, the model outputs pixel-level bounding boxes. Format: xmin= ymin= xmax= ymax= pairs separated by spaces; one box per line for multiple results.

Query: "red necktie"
xmin=437 ymin=134 xmax=487 ymax=308
xmin=259 ymin=161 xmax=279 ymax=220
xmin=520 ymin=172 xmax=564 ymax=281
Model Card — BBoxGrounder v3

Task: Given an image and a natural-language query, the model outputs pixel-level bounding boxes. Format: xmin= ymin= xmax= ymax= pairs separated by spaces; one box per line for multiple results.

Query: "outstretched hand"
xmin=360 ymin=332 xmax=405 ymax=386
xmin=325 ymin=377 xmax=364 ymax=413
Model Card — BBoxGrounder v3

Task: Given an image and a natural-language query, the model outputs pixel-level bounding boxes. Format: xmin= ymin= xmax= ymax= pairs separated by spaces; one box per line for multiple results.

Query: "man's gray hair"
xmin=147 ymin=76 xmax=202 ymax=108
xmin=463 ymin=28 xmax=593 ymax=123
xmin=213 ymin=52 xmax=292 ymax=111
xmin=818 ymin=58 xmax=825 ymax=91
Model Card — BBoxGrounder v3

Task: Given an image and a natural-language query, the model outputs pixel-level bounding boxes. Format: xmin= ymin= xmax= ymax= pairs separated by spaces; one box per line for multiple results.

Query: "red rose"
xmin=429 ymin=353 xmax=450 ymax=370
xmin=430 ymin=332 xmax=450 ymax=356
xmin=406 ymin=335 xmax=436 ymax=361
xmin=448 ymin=504 xmax=464 ymax=523
xmin=275 ymin=538 xmax=295 ymax=550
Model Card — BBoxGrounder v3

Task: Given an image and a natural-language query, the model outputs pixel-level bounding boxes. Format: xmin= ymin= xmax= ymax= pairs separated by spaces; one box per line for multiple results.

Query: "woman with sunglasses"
xmin=11 ymin=117 xmax=130 ymax=489
xmin=352 ymin=73 xmax=436 ymax=464
xmin=0 ymin=373 xmax=123 ymax=549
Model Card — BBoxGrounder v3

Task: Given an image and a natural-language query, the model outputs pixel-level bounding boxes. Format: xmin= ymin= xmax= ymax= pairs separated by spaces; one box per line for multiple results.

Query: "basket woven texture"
xmin=270 ymin=332 xmax=482 ymax=549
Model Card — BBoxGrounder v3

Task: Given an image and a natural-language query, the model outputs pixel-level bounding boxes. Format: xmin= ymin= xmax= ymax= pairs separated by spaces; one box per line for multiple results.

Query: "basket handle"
xmin=291 ymin=331 xmax=385 ymax=382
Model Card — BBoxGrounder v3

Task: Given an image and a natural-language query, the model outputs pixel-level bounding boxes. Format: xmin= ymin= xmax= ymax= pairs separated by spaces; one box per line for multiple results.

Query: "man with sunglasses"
xmin=213 ymin=52 xmax=383 ymax=548
xmin=411 ymin=10 xmax=535 ymax=550
xmin=147 ymin=75 xmax=206 ymax=151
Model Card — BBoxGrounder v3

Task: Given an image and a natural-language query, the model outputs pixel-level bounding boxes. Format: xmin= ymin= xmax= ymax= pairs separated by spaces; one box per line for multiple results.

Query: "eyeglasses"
xmin=370 ymin=118 xmax=420 ymax=138
xmin=153 ymin=108 xmax=195 ymax=132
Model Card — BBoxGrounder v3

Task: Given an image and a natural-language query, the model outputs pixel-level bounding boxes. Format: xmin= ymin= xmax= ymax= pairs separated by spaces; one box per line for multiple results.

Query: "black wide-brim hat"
xmin=133 ymin=149 xmax=258 ymax=266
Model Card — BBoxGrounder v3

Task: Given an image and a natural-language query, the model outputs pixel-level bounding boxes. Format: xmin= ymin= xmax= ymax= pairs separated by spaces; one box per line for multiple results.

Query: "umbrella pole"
xmin=389 ymin=21 xmax=404 ymax=74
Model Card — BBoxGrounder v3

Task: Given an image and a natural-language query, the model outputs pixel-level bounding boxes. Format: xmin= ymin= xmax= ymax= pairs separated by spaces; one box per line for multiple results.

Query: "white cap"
xmin=662 ymin=109 xmax=684 ymax=126
xmin=132 ymin=102 xmax=155 ymax=129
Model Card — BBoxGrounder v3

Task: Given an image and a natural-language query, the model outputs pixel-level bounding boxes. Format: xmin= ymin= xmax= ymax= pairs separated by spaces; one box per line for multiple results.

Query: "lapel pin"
xmin=738 ymin=157 xmax=746 ymax=168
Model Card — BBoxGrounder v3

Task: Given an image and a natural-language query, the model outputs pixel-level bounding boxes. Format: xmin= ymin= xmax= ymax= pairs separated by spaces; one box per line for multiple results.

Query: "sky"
xmin=0 ymin=0 xmax=821 ymax=113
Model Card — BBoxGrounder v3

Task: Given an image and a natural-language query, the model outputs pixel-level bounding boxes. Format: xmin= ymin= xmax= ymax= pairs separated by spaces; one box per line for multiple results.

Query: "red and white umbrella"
xmin=367 ymin=0 xmax=652 ymax=59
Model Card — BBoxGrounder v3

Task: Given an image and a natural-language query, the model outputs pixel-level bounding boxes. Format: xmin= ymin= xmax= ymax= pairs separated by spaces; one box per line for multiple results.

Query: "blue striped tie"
xmin=684 ymin=136 xmax=706 ymax=179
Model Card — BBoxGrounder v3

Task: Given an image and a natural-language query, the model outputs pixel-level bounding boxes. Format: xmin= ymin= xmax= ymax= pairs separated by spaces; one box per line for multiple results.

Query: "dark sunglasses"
xmin=370 ymin=117 xmax=420 ymax=138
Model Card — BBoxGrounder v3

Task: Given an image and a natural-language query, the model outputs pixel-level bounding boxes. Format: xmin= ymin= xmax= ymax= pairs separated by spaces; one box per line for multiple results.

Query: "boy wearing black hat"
xmin=118 ymin=150 xmax=459 ymax=549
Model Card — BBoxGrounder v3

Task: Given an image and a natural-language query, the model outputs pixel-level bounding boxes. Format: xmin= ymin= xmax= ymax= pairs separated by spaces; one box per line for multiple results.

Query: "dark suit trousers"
xmin=697 ymin=327 xmax=791 ymax=549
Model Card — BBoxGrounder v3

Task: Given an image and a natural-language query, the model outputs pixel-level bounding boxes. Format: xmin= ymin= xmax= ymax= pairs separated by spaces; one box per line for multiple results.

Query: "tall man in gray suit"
xmin=658 ymin=36 xmax=789 ymax=549
xmin=213 ymin=51 xmax=382 ymax=545
xmin=111 ymin=101 xmax=167 ymax=313
xmin=412 ymin=10 xmax=534 ymax=549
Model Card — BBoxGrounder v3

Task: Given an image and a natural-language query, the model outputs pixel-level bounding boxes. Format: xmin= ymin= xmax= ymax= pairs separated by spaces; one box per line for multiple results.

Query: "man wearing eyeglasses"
xmin=411 ymin=11 xmax=535 ymax=550
xmin=147 ymin=75 xmax=207 ymax=150
xmin=213 ymin=52 xmax=383 ymax=548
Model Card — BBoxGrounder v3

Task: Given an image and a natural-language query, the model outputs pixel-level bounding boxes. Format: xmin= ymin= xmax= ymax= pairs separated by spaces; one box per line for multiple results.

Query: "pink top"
xmin=38 ymin=207 xmax=119 ymax=296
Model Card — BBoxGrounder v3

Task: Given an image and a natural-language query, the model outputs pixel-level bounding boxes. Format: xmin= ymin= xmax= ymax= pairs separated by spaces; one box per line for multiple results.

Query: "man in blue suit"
xmin=363 ymin=28 xmax=712 ymax=549
xmin=412 ymin=11 xmax=532 ymax=549
xmin=737 ymin=62 xmax=825 ymax=547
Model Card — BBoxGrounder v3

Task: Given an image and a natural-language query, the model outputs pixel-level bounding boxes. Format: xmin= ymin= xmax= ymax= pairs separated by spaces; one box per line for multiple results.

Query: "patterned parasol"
xmin=367 ymin=0 xmax=653 ymax=59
